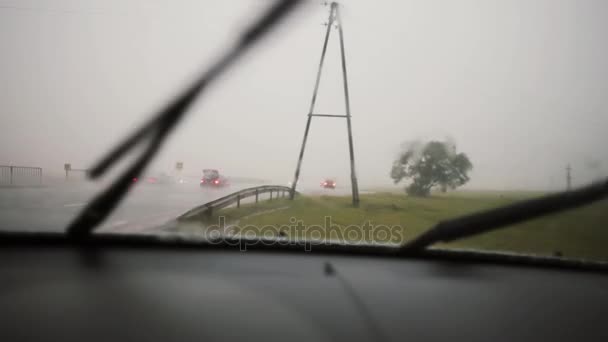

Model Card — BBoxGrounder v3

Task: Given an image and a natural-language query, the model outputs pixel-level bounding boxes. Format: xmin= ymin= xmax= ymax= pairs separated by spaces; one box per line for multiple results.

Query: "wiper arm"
xmin=67 ymin=0 xmax=304 ymax=238
xmin=400 ymin=179 xmax=608 ymax=253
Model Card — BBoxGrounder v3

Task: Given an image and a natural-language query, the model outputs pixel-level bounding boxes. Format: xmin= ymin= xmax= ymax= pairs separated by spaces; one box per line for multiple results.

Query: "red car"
xmin=321 ymin=179 xmax=336 ymax=189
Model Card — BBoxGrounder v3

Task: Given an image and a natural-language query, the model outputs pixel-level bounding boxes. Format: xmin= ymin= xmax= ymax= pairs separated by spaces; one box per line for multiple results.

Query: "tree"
xmin=390 ymin=140 xmax=473 ymax=196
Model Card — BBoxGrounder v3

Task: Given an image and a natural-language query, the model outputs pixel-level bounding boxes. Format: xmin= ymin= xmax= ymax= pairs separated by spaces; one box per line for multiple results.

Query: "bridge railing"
xmin=179 ymin=185 xmax=294 ymax=220
xmin=0 ymin=165 xmax=42 ymax=186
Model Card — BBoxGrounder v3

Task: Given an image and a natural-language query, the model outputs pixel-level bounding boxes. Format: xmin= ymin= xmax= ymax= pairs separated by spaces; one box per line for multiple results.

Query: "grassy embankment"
xmin=185 ymin=190 xmax=608 ymax=261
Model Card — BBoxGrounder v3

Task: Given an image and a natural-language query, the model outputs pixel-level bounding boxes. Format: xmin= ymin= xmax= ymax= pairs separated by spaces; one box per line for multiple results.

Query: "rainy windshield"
xmin=0 ymin=0 xmax=606 ymax=262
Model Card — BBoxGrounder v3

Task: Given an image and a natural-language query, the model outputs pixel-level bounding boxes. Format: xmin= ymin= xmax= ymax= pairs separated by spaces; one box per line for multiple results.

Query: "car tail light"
xmin=133 ymin=177 xmax=138 ymax=182
xmin=213 ymin=179 xmax=219 ymax=184
xmin=201 ymin=179 xmax=205 ymax=183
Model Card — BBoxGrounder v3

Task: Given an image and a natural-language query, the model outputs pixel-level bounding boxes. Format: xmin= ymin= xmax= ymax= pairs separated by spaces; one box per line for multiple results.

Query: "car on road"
xmin=321 ymin=179 xmax=336 ymax=189
xmin=200 ymin=169 xmax=228 ymax=187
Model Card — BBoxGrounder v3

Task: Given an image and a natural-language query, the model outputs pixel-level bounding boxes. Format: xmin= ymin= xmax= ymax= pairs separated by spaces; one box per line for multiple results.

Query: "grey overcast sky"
xmin=1 ymin=0 xmax=607 ymax=190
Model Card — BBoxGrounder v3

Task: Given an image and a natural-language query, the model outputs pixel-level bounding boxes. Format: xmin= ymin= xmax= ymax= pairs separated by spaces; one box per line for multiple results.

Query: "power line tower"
xmin=289 ymin=1 xmax=360 ymax=207
xmin=566 ymin=164 xmax=572 ymax=190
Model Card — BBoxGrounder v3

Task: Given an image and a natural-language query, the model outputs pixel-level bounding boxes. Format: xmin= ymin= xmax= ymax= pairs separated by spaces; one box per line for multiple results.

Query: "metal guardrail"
xmin=0 ymin=165 xmax=42 ymax=186
xmin=179 ymin=185 xmax=294 ymax=220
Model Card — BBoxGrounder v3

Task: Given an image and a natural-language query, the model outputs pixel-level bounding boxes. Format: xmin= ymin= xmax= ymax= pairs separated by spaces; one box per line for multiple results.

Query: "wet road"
xmin=0 ymin=180 xmax=361 ymax=234
xmin=0 ymin=181 xmax=258 ymax=233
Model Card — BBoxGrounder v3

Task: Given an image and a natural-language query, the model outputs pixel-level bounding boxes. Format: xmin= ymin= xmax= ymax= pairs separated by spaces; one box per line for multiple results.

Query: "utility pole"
xmin=176 ymin=161 xmax=184 ymax=182
xmin=64 ymin=163 xmax=71 ymax=180
xmin=566 ymin=164 xmax=572 ymax=191
xmin=289 ymin=2 xmax=360 ymax=207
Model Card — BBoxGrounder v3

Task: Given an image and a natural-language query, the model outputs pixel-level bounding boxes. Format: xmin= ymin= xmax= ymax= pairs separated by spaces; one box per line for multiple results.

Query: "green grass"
xmin=214 ymin=191 xmax=608 ymax=262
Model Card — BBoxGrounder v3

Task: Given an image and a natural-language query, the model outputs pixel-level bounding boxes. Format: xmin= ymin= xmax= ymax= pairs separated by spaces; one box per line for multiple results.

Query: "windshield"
xmin=1 ymin=1 xmax=606 ymax=262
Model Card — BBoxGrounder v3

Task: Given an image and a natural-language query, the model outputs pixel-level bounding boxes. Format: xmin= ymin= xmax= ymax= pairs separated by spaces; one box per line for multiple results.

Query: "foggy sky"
xmin=1 ymin=0 xmax=607 ymax=191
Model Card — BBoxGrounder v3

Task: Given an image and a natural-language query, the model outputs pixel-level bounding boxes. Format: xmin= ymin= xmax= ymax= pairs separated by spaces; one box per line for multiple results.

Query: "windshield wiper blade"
xmin=66 ymin=0 xmax=304 ymax=239
xmin=400 ymin=179 xmax=608 ymax=253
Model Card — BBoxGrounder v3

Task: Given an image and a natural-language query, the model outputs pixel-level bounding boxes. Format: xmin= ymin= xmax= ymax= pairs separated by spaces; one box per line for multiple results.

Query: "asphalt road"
xmin=0 ymin=179 xmax=361 ymax=234
xmin=0 ymin=181 xmax=260 ymax=233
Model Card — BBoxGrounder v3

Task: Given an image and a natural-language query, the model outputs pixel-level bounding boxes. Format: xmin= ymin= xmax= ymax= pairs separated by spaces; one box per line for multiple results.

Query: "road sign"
xmin=176 ymin=162 xmax=183 ymax=170
xmin=64 ymin=163 xmax=71 ymax=171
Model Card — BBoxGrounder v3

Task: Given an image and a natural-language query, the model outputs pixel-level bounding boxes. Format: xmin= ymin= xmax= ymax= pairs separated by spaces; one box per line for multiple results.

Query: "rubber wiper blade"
xmin=66 ymin=0 xmax=304 ymax=239
xmin=400 ymin=179 xmax=608 ymax=253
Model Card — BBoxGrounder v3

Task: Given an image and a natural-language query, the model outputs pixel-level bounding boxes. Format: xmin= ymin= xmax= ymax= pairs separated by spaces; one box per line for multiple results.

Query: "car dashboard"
xmin=1 ymin=238 xmax=608 ymax=342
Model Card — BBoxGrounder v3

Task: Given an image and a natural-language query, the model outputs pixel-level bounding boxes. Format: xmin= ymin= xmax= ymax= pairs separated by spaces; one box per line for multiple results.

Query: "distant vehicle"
xmin=321 ymin=179 xmax=336 ymax=189
xmin=200 ymin=169 xmax=228 ymax=187
xmin=132 ymin=173 xmax=174 ymax=185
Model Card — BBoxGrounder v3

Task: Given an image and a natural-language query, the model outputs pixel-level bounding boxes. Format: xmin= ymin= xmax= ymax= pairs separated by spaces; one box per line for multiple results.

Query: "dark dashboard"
xmin=2 ymin=240 xmax=607 ymax=342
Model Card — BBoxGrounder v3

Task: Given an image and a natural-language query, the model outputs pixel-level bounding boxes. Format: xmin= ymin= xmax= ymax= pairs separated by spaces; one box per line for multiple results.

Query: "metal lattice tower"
xmin=289 ymin=2 xmax=360 ymax=207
